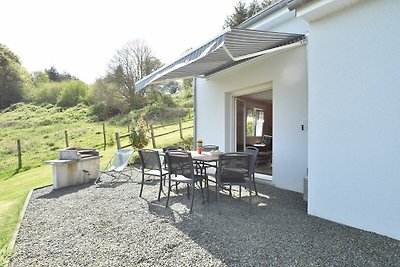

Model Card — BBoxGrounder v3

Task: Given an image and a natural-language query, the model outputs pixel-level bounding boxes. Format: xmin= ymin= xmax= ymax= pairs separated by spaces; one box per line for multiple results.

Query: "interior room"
xmin=236 ymin=89 xmax=272 ymax=175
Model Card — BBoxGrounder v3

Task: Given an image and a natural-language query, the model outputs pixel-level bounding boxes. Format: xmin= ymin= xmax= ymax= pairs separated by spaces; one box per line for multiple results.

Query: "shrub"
xmin=33 ymin=82 xmax=63 ymax=105
xmin=129 ymin=114 xmax=149 ymax=150
xmin=170 ymin=137 xmax=194 ymax=151
xmin=57 ymin=80 xmax=88 ymax=108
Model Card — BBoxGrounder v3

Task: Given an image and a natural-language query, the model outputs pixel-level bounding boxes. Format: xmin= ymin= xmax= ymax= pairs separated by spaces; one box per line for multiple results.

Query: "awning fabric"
xmin=135 ymin=28 xmax=305 ymax=90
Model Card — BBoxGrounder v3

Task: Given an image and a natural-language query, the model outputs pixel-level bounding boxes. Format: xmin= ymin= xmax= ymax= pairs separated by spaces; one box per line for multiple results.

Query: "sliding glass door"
xmin=235 ymin=98 xmax=246 ymax=152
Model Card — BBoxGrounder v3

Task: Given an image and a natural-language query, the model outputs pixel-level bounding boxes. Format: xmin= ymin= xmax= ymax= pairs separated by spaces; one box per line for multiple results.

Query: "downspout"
xmin=193 ymin=77 xmax=197 ymax=149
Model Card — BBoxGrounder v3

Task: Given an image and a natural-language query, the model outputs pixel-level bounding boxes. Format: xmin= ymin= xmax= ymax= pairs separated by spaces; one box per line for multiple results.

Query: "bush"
xmin=171 ymin=137 xmax=194 ymax=151
xmin=33 ymin=82 xmax=63 ymax=105
xmin=88 ymin=79 xmax=126 ymax=119
xmin=129 ymin=114 xmax=149 ymax=150
xmin=57 ymin=80 xmax=88 ymax=108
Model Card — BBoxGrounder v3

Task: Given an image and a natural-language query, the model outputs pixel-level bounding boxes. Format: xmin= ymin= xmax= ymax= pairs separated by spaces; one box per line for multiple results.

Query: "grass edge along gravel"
xmin=0 ymin=165 xmax=52 ymax=266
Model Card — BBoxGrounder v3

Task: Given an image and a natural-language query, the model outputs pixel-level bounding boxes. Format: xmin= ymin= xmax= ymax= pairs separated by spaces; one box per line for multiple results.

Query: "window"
xmin=246 ymin=108 xmax=264 ymax=137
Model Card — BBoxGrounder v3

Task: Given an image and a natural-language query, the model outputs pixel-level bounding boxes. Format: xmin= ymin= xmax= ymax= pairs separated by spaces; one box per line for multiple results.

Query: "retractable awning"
xmin=135 ymin=28 xmax=305 ymax=90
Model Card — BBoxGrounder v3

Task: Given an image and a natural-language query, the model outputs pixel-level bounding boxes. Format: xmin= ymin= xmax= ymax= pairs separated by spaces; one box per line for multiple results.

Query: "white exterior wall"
xmin=307 ymin=0 xmax=400 ymax=240
xmin=247 ymin=9 xmax=308 ymax=34
xmin=196 ymin=46 xmax=308 ymax=193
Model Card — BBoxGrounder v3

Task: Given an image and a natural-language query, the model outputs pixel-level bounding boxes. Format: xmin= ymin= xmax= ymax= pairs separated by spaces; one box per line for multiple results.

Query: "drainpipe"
xmin=193 ymin=77 xmax=197 ymax=149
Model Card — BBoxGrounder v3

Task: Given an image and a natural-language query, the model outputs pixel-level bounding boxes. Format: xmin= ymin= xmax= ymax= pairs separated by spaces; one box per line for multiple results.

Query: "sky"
xmin=1 ymin=0 xmax=252 ymax=84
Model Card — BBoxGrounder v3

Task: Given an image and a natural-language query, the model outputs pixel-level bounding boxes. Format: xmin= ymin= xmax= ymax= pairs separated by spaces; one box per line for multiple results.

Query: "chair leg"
xmin=253 ymin=174 xmax=258 ymax=196
xmin=157 ymin=175 xmax=163 ymax=201
xmin=239 ymin=186 xmax=242 ymax=198
xmin=94 ymin=172 xmax=103 ymax=185
xmin=189 ymin=183 xmax=195 ymax=213
xmin=166 ymin=177 xmax=172 ymax=208
xmin=139 ymin=172 xmax=145 ymax=197
xmin=187 ymin=184 xmax=190 ymax=199
xmin=206 ymin=177 xmax=210 ymax=203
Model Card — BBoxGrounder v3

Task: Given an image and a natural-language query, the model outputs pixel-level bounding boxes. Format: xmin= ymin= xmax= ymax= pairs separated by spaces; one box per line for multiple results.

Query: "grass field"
xmin=0 ymin=104 xmax=193 ymax=265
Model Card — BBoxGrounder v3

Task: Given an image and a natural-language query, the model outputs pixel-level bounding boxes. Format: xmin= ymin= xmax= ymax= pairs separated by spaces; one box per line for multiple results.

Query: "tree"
xmin=224 ymin=0 xmax=277 ymax=28
xmin=88 ymin=78 xmax=127 ymax=119
xmin=32 ymin=71 xmax=50 ymax=86
xmin=106 ymin=39 xmax=162 ymax=109
xmin=162 ymin=81 xmax=180 ymax=94
xmin=224 ymin=1 xmax=248 ymax=29
xmin=45 ymin=66 xmax=77 ymax=82
xmin=0 ymin=43 xmax=31 ymax=109
xmin=182 ymin=78 xmax=193 ymax=91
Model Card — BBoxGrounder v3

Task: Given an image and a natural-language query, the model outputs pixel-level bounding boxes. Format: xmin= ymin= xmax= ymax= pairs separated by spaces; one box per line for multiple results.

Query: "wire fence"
xmin=8 ymin=119 xmax=193 ymax=172
xmin=115 ymin=119 xmax=193 ymax=149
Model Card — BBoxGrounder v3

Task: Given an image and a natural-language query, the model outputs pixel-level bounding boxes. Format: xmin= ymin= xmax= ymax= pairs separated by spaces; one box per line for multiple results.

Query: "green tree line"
xmin=0 ymin=40 xmax=193 ymax=123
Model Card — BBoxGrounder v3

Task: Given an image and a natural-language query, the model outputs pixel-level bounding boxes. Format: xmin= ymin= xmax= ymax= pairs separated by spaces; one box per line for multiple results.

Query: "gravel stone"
xmin=9 ymin=168 xmax=400 ymax=266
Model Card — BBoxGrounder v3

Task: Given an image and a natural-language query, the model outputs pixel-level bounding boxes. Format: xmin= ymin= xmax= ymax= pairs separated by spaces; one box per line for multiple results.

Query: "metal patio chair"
xmin=165 ymin=151 xmax=208 ymax=213
xmin=216 ymin=152 xmax=253 ymax=213
xmin=245 ymin=146 xmax=259 ymax=196
xmin=260 ymin=134 xmax=273 ymax=164
xmin=197 ymin=144 xmax=219 ymax=178
xmin=138 ymin=148 xmax=168 ymax=201
xmin=202 ymin=145 xmax=219 ymax=152
xmin=94 ymin=149 xmax=134 ymax=185
xmin=162 ymin=146 xmax=183 ymax=169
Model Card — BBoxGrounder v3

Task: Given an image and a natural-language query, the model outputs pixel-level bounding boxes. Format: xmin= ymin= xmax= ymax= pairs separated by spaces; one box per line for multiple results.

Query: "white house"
xmin=136 ymin=0 xmax=400 ymax=241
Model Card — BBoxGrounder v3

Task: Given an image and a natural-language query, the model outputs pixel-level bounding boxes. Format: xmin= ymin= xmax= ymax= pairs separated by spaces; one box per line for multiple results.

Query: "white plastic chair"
xmin=94 ymin=149 xmax=134 ymax=185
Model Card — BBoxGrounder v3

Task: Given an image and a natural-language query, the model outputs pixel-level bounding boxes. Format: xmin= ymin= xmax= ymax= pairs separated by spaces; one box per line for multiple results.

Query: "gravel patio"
xmin=9 ymin=168 xmax=400 ymax=266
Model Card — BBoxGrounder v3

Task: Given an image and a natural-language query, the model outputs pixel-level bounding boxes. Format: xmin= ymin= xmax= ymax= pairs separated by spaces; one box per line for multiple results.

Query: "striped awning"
xmin=135 ymin=28 xmax=305 ymax=90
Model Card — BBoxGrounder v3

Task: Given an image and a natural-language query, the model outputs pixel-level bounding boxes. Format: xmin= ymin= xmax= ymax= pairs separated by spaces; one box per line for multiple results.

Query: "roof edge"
xmin=237 ymin=0 xmax=289 ymax=29
xmin=287 ymin=0 xmax=313 ymax=11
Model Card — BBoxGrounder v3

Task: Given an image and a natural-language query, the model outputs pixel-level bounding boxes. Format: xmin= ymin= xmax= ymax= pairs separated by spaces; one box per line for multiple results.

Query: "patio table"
xmin=190 ymin=151 xmax=220 ymax=163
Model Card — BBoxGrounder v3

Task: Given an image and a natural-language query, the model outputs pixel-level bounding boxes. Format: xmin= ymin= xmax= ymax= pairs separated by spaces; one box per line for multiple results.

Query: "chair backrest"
xmin=202 ymin=145 xmax=219 ymax=152
xmin=108 ymin=149 xmax=134 ymax=172
xmin=165 ymin=151 xmax=194 ymax=179
xmin=261 ymin=135 xmax=272 ymax=151
xmin=162 ymin=146 xmax=183 ymax=153
xmin=138 ymin=149 xmax=162 ymax=171
xmin=217 ymin=152 xmax=251 ymax=183
xmin=245 ymin=146 xmax=259 ymax=174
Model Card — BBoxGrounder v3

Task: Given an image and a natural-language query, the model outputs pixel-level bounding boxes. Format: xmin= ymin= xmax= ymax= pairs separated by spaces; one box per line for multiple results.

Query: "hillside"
xmin=0 ymin=104 xmax=113 ymax=180
xmin=0 ymin=103 xmax=193 ymax=181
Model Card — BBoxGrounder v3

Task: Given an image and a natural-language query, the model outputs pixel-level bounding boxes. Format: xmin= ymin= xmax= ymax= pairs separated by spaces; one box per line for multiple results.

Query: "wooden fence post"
xmin=149 ymin=124 xmax=156 ymax=148
xmin=64 ymin=130 xmax=69 ymax=148
xmin=179 ymin=119 xmax=183 ymax=139
xmin=115 ymin=133 xmax=121 ymax=149
xmin=17 ymin=139 xmax=22 ymax=169
xmin=102 ymin=123 xmax=106 ymax=150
